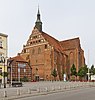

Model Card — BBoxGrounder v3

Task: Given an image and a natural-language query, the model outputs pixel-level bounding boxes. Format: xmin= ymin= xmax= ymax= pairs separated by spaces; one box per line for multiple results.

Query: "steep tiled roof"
xmin=10 ymin=55 xmax=27 ymax=63
xmin=41 ymin=31 xmax=63 ymax=53
xmin=60 ymin=37 xmax=81 ymax=50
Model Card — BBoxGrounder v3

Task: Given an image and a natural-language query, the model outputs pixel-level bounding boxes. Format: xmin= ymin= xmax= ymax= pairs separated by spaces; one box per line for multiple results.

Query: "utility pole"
xmin=88 ymin=50 xmax=90 ymax=82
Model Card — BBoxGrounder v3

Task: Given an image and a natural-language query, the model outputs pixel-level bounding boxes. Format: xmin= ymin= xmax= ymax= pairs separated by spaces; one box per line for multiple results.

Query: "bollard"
xmin=17 ymin=89 xmax=20 ymax=96
xmin=76 ymin=84 xmax=78 ymax=87
xmin=4 ymin=91 xmax=7 ymax=97
xmin=51 ymin=86 xmax=55 ymax=91
xmin=37 ymin=88 xmax=40 ymax=92
xmin=45 ymin=87 xmax=48 ymax=92
xmin=28 ymin=88 xmax=31 ymax=94
xmin=58 ymin=86 xmax=61 ymax=90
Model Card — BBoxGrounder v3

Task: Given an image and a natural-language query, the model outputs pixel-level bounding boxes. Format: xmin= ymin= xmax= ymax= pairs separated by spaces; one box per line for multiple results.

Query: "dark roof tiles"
xmin=10 ymin=55 xmax=27 ymax=63
xmin=42 ymin=31 xmax=63 ymax=53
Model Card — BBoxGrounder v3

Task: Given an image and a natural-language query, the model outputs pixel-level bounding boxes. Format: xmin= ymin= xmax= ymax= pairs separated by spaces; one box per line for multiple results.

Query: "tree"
xmin=70 ymin=64 xmax=77 ymax=81
xmin=77 ymin=65 xmax=88 ymax=80
xmin=71 ymin=64 xmax=77 ymax=76
xmin=51 ymin=68 xmax=57 ymax=81
xmin=90 ymin=65 xmax=95 ymax=75
xmin=21 ymin=76 xmax=29 ymax=82
xmin=0 ymin=72 xmax=8 ymax=77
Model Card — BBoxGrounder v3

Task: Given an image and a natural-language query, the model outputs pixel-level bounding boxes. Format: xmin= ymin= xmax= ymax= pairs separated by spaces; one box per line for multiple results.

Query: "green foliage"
xmin=51 ymin=68 xmax=57 ymax=79
xmin=70 ymin=64 xmax=77 ymax=76
xmin=0 ymin=72 xmax=8 ymax=77
xmin=21 ymin=76 xmax=29 ymax=82
xmin=90 ymin=65 xmax=95 ymax=75
xmin=77 ymin=65 xmax=88 ymax=78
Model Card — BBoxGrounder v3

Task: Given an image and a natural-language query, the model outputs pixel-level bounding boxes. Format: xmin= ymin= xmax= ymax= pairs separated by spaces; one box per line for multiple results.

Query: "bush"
xmin=21 ymin=76 xmax=29 ymax=82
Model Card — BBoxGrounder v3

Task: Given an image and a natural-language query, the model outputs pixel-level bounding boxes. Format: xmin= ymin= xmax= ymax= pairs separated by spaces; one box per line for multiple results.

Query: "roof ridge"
xmin=42 ymin=31 xmax=59 ymax=42
xmin=60 ymin=37 xmax=79 ymax=42
xmin=41 ymin=31 xmax=63 ymax=52
xmin=11 ymin=55 xmax=27 ymax=62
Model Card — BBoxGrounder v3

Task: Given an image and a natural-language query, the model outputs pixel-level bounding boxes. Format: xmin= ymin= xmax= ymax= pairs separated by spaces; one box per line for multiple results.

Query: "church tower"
xmin=35 ymin=7 xmax=42 ymax=32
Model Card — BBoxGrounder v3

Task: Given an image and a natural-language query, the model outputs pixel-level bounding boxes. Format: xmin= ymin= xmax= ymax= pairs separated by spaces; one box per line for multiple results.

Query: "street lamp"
xmin=87 ymin=50 xmax=90 ymax=82
xmin=18 ymin=67 xmax=20 ymax=82
xmin=0 ymin=56 xmax=6 ymax=88
xmin=7 ymin=58 xmax=14 ymax=86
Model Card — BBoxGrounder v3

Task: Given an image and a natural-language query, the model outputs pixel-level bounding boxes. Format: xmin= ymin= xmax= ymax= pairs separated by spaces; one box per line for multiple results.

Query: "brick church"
xmin=8 ymin=8 xmax=85 ymax=81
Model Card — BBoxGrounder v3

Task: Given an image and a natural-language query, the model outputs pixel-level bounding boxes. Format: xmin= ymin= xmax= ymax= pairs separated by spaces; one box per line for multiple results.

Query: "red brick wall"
xmin=19 ymin=29 xmax=85 ymax=81
xmin=9 ymin=61 xmax=31 ymax=81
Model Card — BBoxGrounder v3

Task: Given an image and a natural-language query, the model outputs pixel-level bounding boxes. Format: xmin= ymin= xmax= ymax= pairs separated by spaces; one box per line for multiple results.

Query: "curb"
xmin=2 ymin=85 xmax=95 ymax=100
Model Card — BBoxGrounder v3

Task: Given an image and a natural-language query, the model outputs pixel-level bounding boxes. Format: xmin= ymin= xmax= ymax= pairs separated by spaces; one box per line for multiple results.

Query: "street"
xmin=0 ymin=82 xmax=95 ymax=100
xmin=15 ymin=87 xmax=95 ymax=100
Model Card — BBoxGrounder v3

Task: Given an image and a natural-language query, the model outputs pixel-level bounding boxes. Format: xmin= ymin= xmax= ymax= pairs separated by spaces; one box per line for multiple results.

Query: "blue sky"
xmin=0 ymin=0 xmax=95 ymax=67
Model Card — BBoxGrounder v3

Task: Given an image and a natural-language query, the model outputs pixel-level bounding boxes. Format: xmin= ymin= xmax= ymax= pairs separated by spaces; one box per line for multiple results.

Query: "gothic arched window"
xmin=32 ymin=48 xmax=35 ymax=54
xmin=38 ymin=47 xmax=41 ymax=54
xmin=69 ymin=52 xmax=74 ymax=68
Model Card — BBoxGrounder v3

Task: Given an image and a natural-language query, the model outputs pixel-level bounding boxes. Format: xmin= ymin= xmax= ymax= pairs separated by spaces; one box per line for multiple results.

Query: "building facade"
xmin=7 ymin=56 xmax=32 ymax=82
xmin=0 ymin=33 xmax=8 ymax=83
xmin=10 ymin=8 xmax=85 ymax=81
xmin=60 ymin=38 xmax=85 ymax=80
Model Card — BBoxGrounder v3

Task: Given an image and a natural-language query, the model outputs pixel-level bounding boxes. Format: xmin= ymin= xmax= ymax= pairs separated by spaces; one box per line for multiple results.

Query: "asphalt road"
xmin=15 ymin=87 xmax=95 ymax=100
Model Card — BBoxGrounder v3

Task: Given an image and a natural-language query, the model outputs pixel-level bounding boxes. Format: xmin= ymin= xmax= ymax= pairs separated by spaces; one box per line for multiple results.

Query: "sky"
xmin=0 ymin=0 xmax=95 ymax=67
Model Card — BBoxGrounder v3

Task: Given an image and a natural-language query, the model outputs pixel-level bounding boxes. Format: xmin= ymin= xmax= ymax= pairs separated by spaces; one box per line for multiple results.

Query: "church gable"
xmin=26 ymin=28 xmax=48 ymax=47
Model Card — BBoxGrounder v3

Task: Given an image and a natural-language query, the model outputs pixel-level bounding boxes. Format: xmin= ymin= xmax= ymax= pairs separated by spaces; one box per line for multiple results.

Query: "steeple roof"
xmin=35 ymin=7 xmax=42 ymax=31
xmin=36 ymin=7 xmax=41 ymax=22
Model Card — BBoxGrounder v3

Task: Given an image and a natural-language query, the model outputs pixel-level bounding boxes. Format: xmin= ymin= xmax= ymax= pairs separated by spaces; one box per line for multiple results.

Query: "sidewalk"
xmin=0 ymin=81 xmax=95 ymax=100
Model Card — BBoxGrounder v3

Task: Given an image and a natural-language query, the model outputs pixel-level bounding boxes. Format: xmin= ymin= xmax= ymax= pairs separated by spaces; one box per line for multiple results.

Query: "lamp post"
xmin=10 ymin=64 xmax=12 ymax=85
xmin=87 ymin=50 xmax=90 ymax=82
xmin=7 ymin=58 xmax=14 ymax=86
xmin=0 ymin=56 xmax=6 ymax=88
xmin=18 ymin=67 xmax=20 ymax=82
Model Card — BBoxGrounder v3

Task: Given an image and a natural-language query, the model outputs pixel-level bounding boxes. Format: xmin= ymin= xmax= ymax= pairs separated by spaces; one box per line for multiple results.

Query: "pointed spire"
xmin=35 ymin=6 xmax=42 ymax=32
xmin=38 ymin=5 xmax=40 ymax=15
xmin=36 ymin=6 xmax=41 ymax=22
